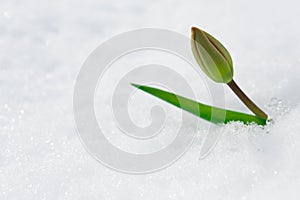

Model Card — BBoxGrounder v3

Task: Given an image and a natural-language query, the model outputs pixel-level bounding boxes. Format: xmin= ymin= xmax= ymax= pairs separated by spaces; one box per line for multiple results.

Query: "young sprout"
xmin=131 ymin=83 xmax=267 ymax=125
xmin=191 ymin=27 xmax=268 ymax=120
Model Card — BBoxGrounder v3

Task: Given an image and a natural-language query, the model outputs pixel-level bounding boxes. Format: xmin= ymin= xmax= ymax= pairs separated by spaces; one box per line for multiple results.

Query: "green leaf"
xmin=131 ymin=83 xmax=266 ymax=125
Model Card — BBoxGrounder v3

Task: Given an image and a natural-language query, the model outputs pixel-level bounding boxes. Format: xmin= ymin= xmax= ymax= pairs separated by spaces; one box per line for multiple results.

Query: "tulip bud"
xmin=191 ymin=27 xmax=233 ymax=83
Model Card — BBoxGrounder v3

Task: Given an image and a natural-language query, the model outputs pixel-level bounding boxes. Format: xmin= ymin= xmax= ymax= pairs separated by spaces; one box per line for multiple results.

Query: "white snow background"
xmin=1 ymin=0 xmax=300 ymax=199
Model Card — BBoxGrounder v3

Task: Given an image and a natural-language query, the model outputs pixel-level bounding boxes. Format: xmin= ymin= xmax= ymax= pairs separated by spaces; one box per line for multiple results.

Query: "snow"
xmin=1 ymin=0 xmax=300 ymax=199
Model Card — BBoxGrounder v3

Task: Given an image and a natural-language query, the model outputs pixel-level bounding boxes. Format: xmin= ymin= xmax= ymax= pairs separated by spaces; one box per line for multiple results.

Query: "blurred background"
xmin=0 ymin=0 xmax=300 ymax=199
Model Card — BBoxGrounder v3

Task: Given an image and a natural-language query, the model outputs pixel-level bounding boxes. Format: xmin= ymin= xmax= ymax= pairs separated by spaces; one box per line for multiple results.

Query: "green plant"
xmin=131 ymin=27 xmax=268 ymax=125
xmin=191 ymin=27 xmax=268 ymax=120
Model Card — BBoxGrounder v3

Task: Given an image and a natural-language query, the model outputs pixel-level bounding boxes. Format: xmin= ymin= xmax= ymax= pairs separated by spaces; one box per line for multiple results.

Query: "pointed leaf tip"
xmin=131 ymin=83 xmax=141 ymax=88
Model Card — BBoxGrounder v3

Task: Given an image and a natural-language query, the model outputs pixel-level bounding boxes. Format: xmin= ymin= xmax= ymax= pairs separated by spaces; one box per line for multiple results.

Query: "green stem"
xmin=227 ymin=80 xmax=268 ymax=119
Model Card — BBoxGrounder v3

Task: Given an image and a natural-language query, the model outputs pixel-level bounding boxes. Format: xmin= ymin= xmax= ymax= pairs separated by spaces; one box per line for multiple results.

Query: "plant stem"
xmin=227 ymin=80 xmax=268 ymax=119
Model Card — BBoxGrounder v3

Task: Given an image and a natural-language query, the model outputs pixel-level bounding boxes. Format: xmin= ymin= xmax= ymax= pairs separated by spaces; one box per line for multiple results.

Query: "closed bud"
xmin=191 ymin=27 xmax=233 ymax=83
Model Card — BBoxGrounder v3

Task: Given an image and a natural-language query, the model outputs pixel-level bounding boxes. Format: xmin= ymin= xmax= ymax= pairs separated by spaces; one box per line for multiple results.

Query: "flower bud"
xmin=191 ymin=27 xmax=233 ymax=83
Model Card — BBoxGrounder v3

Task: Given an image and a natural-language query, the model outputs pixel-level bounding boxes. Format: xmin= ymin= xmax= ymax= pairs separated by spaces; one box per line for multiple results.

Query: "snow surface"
xmin=1 ymin=0 xmax=300 ymax=199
